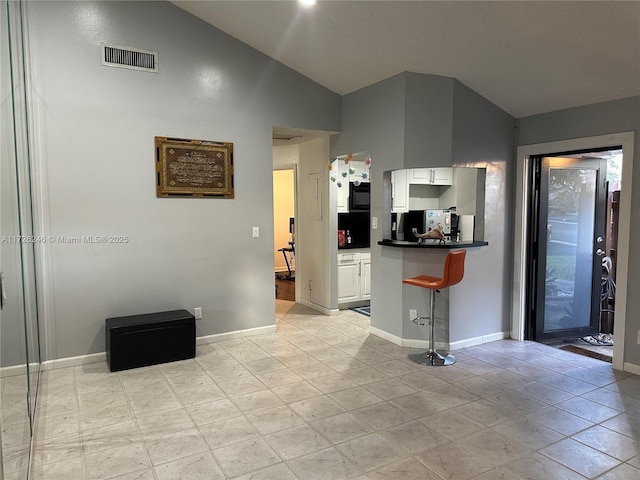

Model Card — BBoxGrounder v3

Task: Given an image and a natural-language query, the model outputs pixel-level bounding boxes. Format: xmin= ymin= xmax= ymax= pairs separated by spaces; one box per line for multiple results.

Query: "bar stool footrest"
xmin=411 ymin=316 xmax=432 ymax=327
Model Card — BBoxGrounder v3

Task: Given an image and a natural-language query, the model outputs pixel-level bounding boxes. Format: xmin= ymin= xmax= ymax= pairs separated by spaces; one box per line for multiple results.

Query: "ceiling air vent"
xmin=101 ymin=43 xmax=158 ymax=73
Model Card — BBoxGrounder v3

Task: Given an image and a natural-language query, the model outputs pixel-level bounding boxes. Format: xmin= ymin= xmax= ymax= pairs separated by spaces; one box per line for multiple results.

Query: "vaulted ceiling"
xmin=173 ymin=1 xmax=640 ymax=119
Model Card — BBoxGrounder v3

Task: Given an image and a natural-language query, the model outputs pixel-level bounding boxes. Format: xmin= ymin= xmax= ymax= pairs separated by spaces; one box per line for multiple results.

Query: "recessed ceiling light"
xmin=299 ymin=0 xmax=317 ymax=7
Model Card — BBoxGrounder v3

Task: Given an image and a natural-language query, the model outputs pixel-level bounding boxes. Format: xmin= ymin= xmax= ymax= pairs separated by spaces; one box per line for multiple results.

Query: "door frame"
xmin=512 ymin=132 xmax=634 ymax=372
xmin=530 ymin=155 xmax=607 ymax=342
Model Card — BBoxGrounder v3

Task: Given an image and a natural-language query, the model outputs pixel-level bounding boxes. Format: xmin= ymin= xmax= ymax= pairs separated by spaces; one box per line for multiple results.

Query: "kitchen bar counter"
xmin=378 ymin=239 xmax=488 ymax=249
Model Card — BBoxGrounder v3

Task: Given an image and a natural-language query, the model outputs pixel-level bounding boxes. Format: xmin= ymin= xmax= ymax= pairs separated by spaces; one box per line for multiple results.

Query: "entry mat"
xmin=559 ymin=345 xmax=612 ymax=363
xmin=351 ymin=306 xmax=371 ymax=317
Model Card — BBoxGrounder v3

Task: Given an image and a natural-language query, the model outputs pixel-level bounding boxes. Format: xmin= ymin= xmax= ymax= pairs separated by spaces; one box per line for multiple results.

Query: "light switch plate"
xmin=372 ymin=217 xmax=378 ymax=229
xmin=252 ymin=227 xmax=259 ymax=238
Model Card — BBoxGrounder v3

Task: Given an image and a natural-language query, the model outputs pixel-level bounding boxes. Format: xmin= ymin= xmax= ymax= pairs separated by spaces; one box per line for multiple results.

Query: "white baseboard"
xmin=449 ymin=331 xmax=511 ymax=351
xmin=368 ymin=326 xmax=402 ymax=345
xmin=42 ymin=352 xmax=106 ymax=371
xmin=0 ymin=364 xmax=27 ymax=378
xmin=623 ymin=362 xmax=640 ymax=376
xmin=369 ymin=326 xmax=509 ymax=351
xmin=196 ymin=325 xmax=277 ymax=345
xmin=369 ymin=326 xmax=448 ymax=350
xmin=9 ymin=327 xmax=513 ymax=374
xmin=38 ymin=325 xmax=278 ymax=371
xmin=0 ymin=361 xmax=43 ymax=378
xmin=297 ymin=299 xmax=338 ymax=316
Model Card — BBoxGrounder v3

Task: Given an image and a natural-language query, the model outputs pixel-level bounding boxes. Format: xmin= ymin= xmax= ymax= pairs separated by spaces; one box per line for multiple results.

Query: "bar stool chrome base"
xmin=403 ymin=250 xmax=466 ymax=369
xmin=408 ymin=349 xmax=456 ymax=366
xmin=408 ymin=300 xmax=455 ymax=367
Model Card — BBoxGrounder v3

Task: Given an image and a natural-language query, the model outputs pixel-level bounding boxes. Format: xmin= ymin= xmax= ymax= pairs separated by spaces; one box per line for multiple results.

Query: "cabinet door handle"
xmin=358 ymin=263 xmax=361 ymax=276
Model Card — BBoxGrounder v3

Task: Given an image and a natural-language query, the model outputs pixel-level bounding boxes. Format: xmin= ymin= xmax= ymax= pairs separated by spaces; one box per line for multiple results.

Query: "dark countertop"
xmin=338 ymin=244 xmax=370 ymax=250
xmin=378 ymin=239 xmax=488 ymax=249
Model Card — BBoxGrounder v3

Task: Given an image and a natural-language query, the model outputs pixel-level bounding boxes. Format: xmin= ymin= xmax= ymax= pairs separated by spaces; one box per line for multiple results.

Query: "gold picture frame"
xmin=155 ymin=136 xmax=234 ymax=198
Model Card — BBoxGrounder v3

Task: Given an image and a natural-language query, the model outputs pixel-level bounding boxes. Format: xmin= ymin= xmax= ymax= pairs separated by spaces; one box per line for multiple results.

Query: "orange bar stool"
xmin=402 ymin=249 xmax=466 ymax=366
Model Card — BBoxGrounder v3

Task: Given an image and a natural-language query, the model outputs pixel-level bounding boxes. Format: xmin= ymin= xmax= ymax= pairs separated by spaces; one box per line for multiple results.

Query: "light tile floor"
xmin=27 ymin=300 xmax=640 ymax=480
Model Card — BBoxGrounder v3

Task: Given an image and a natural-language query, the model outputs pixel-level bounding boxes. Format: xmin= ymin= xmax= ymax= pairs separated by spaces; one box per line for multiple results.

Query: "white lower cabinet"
xmin=338 ymin=252 xmax=371 ymax=303
xmin=360 ymin=256 xmax=371 ymax=299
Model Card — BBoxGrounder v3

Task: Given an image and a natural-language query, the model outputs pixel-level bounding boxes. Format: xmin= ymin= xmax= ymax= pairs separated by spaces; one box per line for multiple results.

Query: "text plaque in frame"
xmin=155 ymin=136 xmax=234 ymax=198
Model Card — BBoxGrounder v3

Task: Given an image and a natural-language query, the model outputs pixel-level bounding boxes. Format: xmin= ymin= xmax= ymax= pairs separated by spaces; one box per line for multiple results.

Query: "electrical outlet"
xmin=372 ymin=217 xmax=378 ymax=229
xmin=409 ymin=309 xmax=417 ymax=320
xmin=194 ymin=307 xmax=202 ymax=319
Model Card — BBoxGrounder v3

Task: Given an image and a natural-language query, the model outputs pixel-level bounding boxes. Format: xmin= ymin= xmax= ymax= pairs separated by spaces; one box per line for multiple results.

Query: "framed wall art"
xmin=155 ymin=136 xmax=234 ymax=198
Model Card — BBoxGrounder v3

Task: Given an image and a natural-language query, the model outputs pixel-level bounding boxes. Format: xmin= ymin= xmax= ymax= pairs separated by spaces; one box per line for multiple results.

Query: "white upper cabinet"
xmin=391 ymin=169 xmax=409 ymax=213
xmin=431 ymin=167 xmax=453 ymax=185
xmin=409 ymin=168 xmax=453 ymax=185
xmin=392 ymin=168 xmax=453 ymax=212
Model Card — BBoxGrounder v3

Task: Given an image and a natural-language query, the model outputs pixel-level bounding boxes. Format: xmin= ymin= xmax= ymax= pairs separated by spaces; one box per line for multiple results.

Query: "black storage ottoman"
xmin=105 ymin=309 xmax=195 ymax=372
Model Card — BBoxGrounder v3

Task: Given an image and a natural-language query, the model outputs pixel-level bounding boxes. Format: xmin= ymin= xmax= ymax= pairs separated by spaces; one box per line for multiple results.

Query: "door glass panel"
xmin=544 ymin=168 xmax=596 ymax=332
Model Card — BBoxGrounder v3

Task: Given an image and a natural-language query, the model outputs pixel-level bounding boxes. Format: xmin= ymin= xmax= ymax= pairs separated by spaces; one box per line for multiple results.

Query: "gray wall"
xmin=403 ymin=73 xmax=454 ymax=168
xmin=335 ymin=72 xmax=516 ymax=345
xmin=333 ymin=73 xmax=407 ymax=337
xmin=518 ymin=95 xmax=640 ymax=365
xmin=26 ymin=0 xmax=340 ymax=360
xmin=448 ymin=80 xmax=516 ymax=343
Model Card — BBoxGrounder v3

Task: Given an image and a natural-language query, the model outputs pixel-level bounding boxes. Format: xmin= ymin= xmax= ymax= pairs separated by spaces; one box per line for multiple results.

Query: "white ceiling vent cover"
xmin=101 ymin=43 xmax=158 ymax=73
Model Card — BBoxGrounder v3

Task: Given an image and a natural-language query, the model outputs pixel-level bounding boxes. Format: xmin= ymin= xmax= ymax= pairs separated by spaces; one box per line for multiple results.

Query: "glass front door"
xmin=529 ymin=155 xmax=607 ymax=342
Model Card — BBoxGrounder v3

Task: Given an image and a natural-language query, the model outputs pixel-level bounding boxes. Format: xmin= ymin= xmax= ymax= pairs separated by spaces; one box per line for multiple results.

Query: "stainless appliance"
xmin=425 ymin=209 xmax=451 ymax=235
xmin=403 ymin=209 xmax=455 ymax=242
xmin=349 ymin=182 xmax=370 ymax=211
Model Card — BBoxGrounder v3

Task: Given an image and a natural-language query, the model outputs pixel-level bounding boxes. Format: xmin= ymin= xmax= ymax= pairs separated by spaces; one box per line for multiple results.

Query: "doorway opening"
xmin=273 ymin=167 xmax=296 ymax=302
xmin=525 ymin=147 xmax=622 ymax=362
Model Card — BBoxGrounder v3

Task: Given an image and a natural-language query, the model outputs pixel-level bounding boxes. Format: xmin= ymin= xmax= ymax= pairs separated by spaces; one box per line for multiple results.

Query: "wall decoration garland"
xmin=329 ymin=151 xmax=371 ymax=188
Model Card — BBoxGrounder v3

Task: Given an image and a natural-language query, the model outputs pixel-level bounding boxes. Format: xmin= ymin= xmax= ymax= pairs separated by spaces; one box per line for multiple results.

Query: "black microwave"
xmin=349 ymin=182 xmax=370 ymax=211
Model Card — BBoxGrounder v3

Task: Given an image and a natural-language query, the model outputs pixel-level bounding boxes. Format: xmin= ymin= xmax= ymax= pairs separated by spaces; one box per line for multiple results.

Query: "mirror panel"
xmin=1 ymin=1 xmax=42 ymax=478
